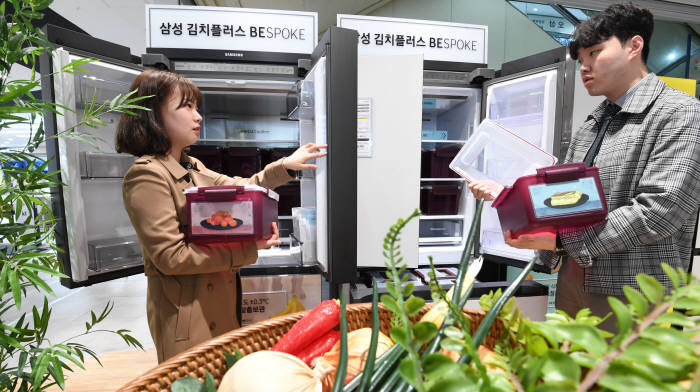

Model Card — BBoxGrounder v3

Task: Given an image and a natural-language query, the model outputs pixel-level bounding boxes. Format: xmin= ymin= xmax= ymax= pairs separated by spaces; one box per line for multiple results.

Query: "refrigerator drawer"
xmin=188 ymin=145 xmax=224 ymax=173
xmin=80 ymin=152 xmax=136 ymax=178
xmin=421 ymin=146 xmax=460 ymax=178
xmin=420 ymin=184 xmax=461 ymax=215
xmin=88 ymin=235 xmax=142 ymax=272
xmin=419 ymin=219 xmax=463 ymax=244
xmin=223 ymin=147 xmax=261 ymax=178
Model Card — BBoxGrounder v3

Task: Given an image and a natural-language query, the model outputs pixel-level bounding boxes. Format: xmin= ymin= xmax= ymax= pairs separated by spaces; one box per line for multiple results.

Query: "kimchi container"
xmin=185 ymin=185 xmax=279 ymax=243
xmin=492 ymin=163 xmax=608 ymax=237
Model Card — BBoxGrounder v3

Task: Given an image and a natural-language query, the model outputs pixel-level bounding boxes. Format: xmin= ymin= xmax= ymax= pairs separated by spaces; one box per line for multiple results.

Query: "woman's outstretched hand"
xmin=281 ymin=143 xmax=328 ymax=171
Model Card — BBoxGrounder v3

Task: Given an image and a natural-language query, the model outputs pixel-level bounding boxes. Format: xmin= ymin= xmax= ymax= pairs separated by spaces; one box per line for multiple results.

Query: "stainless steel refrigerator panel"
xmin=88 ymin=235 xmax=142 ymax=273
xmin=240 ymin=274 xmax=322 ymax=326
xmin=80 ymin=152 xmax=136 ymax=178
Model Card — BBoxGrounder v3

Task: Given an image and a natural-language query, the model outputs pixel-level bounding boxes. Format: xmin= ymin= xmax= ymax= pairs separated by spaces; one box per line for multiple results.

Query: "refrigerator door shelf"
xmin=80 ymin=152 xmax=136 ymax=179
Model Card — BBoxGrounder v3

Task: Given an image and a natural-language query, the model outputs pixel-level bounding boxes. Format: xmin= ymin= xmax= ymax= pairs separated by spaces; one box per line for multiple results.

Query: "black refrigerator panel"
xmin=297 ymin=27 xmax=358 ymax=285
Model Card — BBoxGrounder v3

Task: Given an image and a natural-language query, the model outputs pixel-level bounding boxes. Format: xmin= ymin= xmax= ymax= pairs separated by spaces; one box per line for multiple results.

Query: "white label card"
xmin=241 ymin=291 xmax=288 ymax=325
xmin=357 ymin=98 xmax=372 ymax=158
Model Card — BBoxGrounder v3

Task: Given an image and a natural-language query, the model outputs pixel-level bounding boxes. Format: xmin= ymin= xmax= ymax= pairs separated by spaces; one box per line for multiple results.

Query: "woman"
xmin=116 ymin=69 xmax=326 ymax=363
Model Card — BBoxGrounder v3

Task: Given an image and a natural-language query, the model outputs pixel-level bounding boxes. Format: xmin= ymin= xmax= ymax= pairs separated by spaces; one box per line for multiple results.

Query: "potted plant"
xmin=1 ymin=1 xmax=149 ymax=390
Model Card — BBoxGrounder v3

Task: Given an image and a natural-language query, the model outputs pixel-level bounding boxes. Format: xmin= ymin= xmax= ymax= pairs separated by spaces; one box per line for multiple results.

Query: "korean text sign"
xmin=337 ymin=14 xmax=487 ymax=63
xmin=147 ymin=5 xmax=317 ymax=54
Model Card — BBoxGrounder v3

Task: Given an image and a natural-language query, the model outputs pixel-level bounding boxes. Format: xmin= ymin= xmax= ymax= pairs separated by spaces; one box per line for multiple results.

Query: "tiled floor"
xmin=4 ymin=273 xmax=157 ymax=390
xmin=6 ymin=273 xmax=154 ymax=357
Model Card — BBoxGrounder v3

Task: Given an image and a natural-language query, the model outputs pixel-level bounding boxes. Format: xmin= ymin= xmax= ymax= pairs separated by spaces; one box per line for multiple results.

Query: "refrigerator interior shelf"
xmin=420 ymin=178 xmax=467 ymax=182
xmin=197 ymin=138 xmax=300 ymax=144
xmin=419 ymin=237 xmax=463 ymax=244
xmin=421 ymin=140 xmax=467 ymax=144
xmin=419 ymin=215 xmax=465 ymax=220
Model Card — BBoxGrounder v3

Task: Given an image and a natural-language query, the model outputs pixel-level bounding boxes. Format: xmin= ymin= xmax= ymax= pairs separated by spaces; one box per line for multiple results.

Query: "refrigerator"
xmin=418 ymin=47 xmax=577 ymax=275
xmin=42 ymin=23 xmax=360 ymax=313
xmin=149 ymin=26 xmax=359 ymax=311
xmin=349 ymin=47 xmax=576 ymax=319
xmin=352 ymin=47 xmax=575 ymax=272
xmin=40 ymin=24 xmax=145 ymax=288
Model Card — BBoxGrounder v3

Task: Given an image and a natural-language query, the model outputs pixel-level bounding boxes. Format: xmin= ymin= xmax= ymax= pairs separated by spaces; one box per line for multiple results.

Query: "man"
xmin=470 ymin=3 xmax=700 ymax=331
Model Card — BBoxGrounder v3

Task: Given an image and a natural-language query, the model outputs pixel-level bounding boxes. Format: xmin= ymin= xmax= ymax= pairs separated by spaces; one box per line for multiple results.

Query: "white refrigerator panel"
xmin=306 ymin=57 xmax=329 ymax=272
xmin=481 ymin=69 xmax=559 ymax=261
xmin=357 ymin=54 xmax=423 ymax=268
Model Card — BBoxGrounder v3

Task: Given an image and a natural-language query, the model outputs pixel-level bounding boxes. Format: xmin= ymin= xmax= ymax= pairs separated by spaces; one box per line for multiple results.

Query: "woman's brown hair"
xmin=115 ymin=68 xmax=202 ymax=157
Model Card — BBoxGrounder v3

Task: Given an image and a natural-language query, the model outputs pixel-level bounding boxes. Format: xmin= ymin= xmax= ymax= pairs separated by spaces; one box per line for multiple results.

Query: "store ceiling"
xmin=534 ymin=0 xmax=700 ymax=25
xmin=192 ymin=0 xmax=393 ymax=37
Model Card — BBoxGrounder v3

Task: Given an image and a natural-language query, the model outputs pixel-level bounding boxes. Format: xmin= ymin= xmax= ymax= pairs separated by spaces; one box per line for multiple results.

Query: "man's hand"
xmin=257 ymin=222 xmax=282 ymax=250
xmin=467 ymin=180 xmax=504 ymax=201
xmin=281 ymin=143 xmax=328 ymax=171
xmin=504 ymin=230 xmax=556 ymax=251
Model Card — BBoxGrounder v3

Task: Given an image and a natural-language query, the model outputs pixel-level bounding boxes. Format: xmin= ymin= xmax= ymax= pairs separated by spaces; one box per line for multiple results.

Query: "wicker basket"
xmin=118 ymin=303 xmax=504 ymax=392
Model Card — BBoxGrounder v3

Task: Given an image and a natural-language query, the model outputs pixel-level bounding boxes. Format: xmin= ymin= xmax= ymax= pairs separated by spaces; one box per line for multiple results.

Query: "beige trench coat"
xmin=122 ymin=153 xmax=293 ymax=363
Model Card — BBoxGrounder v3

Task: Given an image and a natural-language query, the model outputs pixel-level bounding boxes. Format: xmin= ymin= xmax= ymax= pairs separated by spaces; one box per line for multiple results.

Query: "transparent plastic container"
xmin=185 ymin=185 xmax=278 ymax=243
xmin=292 ymin=207 xmax=317 ymax=265
xmin=449 ymin=119 xmax=557 ymax=196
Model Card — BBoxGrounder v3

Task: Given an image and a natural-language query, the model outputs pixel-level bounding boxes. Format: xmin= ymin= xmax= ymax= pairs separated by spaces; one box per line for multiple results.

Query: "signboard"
xmin=337 ymin=14 xmax=487 ymax=64
xmin=146 ymin=5 xmax=317 ymax=54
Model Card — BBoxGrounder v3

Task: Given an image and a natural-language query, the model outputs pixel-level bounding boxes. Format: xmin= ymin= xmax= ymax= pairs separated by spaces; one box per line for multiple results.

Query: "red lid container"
xmin=187 ymin=145 xmax=223 ymax=173
xmin=422 ymin=146 xmax=461 ymax=178
xmin=185 ymin=185 xmax=279 ymax=243
xmin=223 ymin=147 xmax=261 ymax=178
xmin=420 ymin=184 xmax=461 ymax=215
xmin=492 ymin=163 xmax=607 ymax=237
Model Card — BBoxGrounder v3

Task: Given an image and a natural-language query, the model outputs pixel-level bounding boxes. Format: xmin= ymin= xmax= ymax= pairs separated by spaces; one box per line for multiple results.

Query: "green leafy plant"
xmin=0 ymin=1 xmax=151 ymax=390
xmin=339 ymin=205 xmax=700 ymax=391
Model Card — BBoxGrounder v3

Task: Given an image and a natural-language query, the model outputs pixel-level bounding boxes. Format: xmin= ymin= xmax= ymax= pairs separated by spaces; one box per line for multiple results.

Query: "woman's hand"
xmin=281 ymin=143 xmax=328 ymax=171
xmin=257 ymin=222 xmax=282 ymax=250
xmin=467 ymin=180 xmax=504 ymax=201
xmin=504 ymin=230 xmax=556 ymax=251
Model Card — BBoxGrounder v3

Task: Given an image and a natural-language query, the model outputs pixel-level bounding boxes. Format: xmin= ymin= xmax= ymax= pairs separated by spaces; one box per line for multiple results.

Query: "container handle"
xmin=197 ymin=186 xmax=245 ymax=195
xmin=537 ymin=163 xmax=587 ymax=183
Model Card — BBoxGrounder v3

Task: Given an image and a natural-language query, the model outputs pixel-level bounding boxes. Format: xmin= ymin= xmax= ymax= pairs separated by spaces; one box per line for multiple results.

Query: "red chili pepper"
xmin=296 ymin=329 xmax=340 ymax=366
xmin=271 ymin=299 xmax=340 ymax=355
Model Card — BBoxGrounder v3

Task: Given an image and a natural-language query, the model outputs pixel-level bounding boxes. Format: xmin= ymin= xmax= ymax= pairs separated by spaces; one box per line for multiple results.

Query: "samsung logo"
xmin=224 ymin=52 xmax=244 ymax=57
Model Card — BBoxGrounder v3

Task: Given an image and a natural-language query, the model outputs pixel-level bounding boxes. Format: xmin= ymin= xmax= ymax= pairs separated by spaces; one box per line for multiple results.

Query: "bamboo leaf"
xmin=9 ymin=269 xmax=21 ymax=309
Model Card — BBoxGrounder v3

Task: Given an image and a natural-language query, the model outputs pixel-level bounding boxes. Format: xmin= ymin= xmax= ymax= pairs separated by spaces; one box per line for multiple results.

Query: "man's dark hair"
xmin=568 ymin=3 xmax=654 ymax=63
xmin=115 ymin=69 xmax=202 ymax=157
